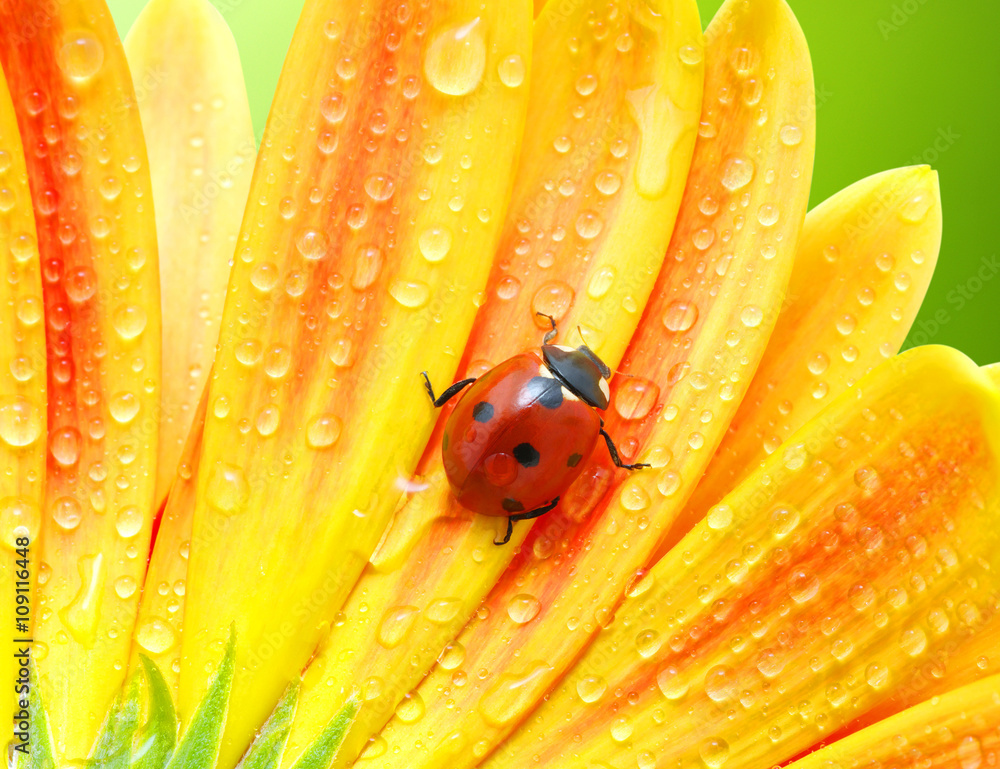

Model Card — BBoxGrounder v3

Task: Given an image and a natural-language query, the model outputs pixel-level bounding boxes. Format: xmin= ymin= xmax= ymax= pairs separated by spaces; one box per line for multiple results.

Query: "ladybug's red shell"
xmin=441 ymin=352 xmax=601 ymax=517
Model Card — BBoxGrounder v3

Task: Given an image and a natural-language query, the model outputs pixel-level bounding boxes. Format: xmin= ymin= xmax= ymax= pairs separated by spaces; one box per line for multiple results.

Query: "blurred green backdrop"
xmin=106 ymin=0 xmax=1000 ymax=364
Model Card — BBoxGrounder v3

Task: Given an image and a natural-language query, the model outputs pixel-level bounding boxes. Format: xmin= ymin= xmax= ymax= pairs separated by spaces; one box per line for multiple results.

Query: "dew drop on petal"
xmin=424 ymin=18 xmax=486 ymax=97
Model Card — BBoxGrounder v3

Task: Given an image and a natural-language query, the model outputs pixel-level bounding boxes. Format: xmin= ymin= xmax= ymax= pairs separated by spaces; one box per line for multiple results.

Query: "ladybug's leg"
xmin=599 ymin=419 xmax=651 ymax=471
xmin=421 ymin=372 xmax=476 ymax=408
xmin=535 ymin=312 xmax=558 ymax=344
xmin=494 ymin=497 xmax=561 ymax=546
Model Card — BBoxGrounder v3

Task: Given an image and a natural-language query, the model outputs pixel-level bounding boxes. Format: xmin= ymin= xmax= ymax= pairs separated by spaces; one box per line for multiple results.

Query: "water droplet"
xmin=530 ymin=282 xmax=574 ymax=322
xmin=114 ymin=575 xmax=137 ymax=599
xmin=60 ymin=553 xmax=106 ymax=645
xmin=854 ymin=465 xmax=881 ymax=493
xmin=899 ymin=627 xmax=927 ymax=657
xmin=957 ymin=736 xmax=983 ymax=769
xmin=296 ymin=228 xmax=329 ymax=260
xmin=663 ymin=299 xmax=699 ymax=332
xmin=352 ymin=245 xmax=384 ymax=289
xmin=899 ymin=191 xmax=934 ymax=223
xmin=377 ymin=606 xmax=420 ymax=649
xmin=626 ymin=84 xmax=678 ymax=198
xmin=425 ymin=598 xmax=461 ymax=624
xmin=58 ymin=31 xmax=104 ymax=83
xmin=507 ymin=594 xmax=540 ymax=624
xmin=636 ymin=629 xmax=661 ymax=658
xmin=424 ymin=18 xmax=486 ymax=97
xmin=65 ymin=266 xmax=97 ymax=302
xmin=109 ymin=392 xmax=140 ymax=424
xmin=113 ymin=304 xmax=148 ymax=340
xmin=307 ymin=414 xmax=341 ymax=449
xmin=206 ymin=464 xmax=250 ymax=514
xmin=364 ymin=172 xmax=395 ymax=202
xmin=16 ymin=297 xmax=42 ymax=327
xmin=256 ymin=405 xmax=280 ymax=436
xmin=576 ymin=675 xmax=607 ymax=703
xmin=478 ymin=662 xmax=552 ymax=727
xmin=575 ymin=73 xmax=598 ymax=97
xmin=0 ymin=397 xmax=42 ymax=447
xmin=740 ymin=305 xmax=763 ymax=328
xmin=779 ymin=124 xmax=802 ymax=146
xmin=575 ymin=210 xmax=603 ymax=240
xmin=496 ymin=276 xmax=520 ymax=301
xmin=135 ymin=617 xmax=176 ymax=654
xmin=390 ymin=279 xmax=431 ymax=309
xmin=611 ymin=717 xmax=633 ymax=743
xmin=395 ymin=691 xmax=425 ymax=723
xmin=264 ymin=346 xmax=291 ymax=378
xmin=756 ymin=204 xmax=779 ymax=226
xmin=614 ymin=378 xmax=659 ymax=421
xmin=52 ymin=496 xmax=82 ymax=531
xmin=115 ymin=506 xmax=143 ymax=538
xmin=721 ymin=156 xmax=755 ymax=191
xmin=50 ymin=426 xmax=81 ymax=466
xmin=418 ymin=226 xmax=453 ymax=262
xmin=787 ymin=569 xmax=820 ymax=603
xmin=679 ymin=44 xmax=702 ymax=66
xmin=704 ymin=666 xmax=737 ymax=702
xmin=497 ymin=54 xmax=525 ymax=88
xmin=865 ymin=662 xmax=889 ymax=688
xmin=807 ymin=353 xmax=829 ymax=375
xmin=706 ymin=504 xmax=733 ymax=530
xmin=235 ymin=340 xmax=262 ymax=366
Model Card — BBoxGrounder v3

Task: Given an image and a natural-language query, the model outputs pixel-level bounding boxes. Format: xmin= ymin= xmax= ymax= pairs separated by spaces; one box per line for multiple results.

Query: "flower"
xmin=1 ymin=0 xmax=998 ymax=767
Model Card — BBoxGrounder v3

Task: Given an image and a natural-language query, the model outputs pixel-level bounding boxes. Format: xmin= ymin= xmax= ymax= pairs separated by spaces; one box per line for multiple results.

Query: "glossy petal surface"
xmin=177 ymin=2 xmax=532 ymax=765
xmin=786 ymin=674 xmax=1000 ymax=769
xmin=281 ymin=0 xmax=703 ymax=765
xmin=373 ymin=0 xmax=815 ymax=765
xmin=681 ymin=166 xmax=941 ymax=545
xmin=485 ymin=346 xmax=1000 ymax=768
xmin=0 ymin=65 xmax=46 ymax=742
xmin=0 ymin=1 xmax=161 ymax=758
xmin=124 ymin=0 xmax=255 ymax=505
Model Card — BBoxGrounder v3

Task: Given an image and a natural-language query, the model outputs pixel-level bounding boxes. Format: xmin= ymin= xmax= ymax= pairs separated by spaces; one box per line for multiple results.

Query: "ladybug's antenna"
xmin=536 ymin=312 xmax=558 ymax=344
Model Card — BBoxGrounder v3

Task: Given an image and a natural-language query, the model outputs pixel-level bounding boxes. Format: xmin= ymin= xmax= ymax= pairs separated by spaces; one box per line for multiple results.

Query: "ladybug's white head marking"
xmin=561 ymin=386 xmax=580 ymax=402
xmin=599 ymin=377 xmax=610 ymax=402
xmin=554 ymin=344 xmax=575 ymax=353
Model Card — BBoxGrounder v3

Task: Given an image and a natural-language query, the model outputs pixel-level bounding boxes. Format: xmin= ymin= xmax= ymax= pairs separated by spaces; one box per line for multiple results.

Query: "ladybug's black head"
xmin=541 ymin=344 xmax=612 ymax=410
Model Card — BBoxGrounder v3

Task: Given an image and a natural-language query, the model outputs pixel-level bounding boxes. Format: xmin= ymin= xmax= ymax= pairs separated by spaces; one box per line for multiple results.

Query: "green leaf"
xmin=131 ymin=655 xmax=179 ymax=769
xmin=290 ymin=698 xmax=359 ymax=769
xmin=164 ymin=626 xmax=236 ymax=769
xmin=235 ymin=681 xmax=300 ymax=769
xmin=12 ymin=660 xmax=55 ymax=769
xmin=88 ymin=669 xmax=142 ymax=768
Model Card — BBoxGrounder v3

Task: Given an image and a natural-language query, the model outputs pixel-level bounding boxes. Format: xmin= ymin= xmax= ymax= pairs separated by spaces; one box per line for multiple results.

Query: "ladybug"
xmin=422 ymin=314 xmax=648 ymax=545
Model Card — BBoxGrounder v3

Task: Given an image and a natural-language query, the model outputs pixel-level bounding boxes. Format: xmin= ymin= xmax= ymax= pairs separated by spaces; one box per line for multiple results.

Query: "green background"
xmin=106 ymin=0 xmax=1000 ymax=364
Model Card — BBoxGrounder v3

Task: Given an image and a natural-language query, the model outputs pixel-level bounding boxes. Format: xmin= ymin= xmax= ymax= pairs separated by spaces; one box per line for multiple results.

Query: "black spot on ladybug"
xmin=513 ymin=442 xmax=540 ymax=468
xmin=502 ymin=498 xmax=524 ymax=513
xmin=473 ymin=402 xmax=494 ymax=423
xmin=524 ymin=376 xmax=563 ymax=409
xmin=567 ymin=453 xmax=583 ymax=467
xmin=442 ymin=431 xmax=450 ymax=451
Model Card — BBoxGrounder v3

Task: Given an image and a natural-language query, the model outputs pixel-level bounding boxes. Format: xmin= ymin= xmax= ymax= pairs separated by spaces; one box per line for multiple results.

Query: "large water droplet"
xmin=576 ymin=675 xmax=607 ymax=703
xmin=59 ymin=553 xmax=106 ymax=645
xmin=424 ymin=18 xmax=487 ymax=97
xmin=306 ymin=414 xmax=341 ymax=449
xmin=113 ymin=304 xmax=148 ymax=340
xmin=206 ymin=464 xmax=250 ymax=514
xmin=721 ymin=155 xmax=755 ymax=191
xmin=531 ymin=282 xmax=574 ymax=323
xmin=390 ymin=279 xmax=431 ymax=309
xmin=497 ymin=54 xmax=525 ymax=88
xmin=58 ymin=31 xmax=104 ymax=83
xmin=418 ymin=226 xmax=453 ymax=263
xmin=115 ymin=505 xmax=143 ymax=538
xmin=50 ymin=426 xmax=81 ymax=466
xmin=478 ymin=662 xmax=552 ymax=726
xmin=377 ymin=605 xmax=420 ymax=649
xmin=0 ymin=397 xmax=42 ymax=447
xmin=663 ymin=299 xmax=699 ymax=332
xmin=614 ymin=378 xmax=659 ymax=421
xmin=507 ymin=594 xmax=540 ymax=624
xmin=135 ymin=616 xmax=176 ymax=654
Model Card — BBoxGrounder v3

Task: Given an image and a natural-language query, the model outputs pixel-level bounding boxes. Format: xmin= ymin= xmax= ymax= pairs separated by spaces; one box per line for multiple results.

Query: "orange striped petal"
xmin=177 ymin=2 xmax=532 ymax=765
xmin=124 ymin=0 xmax=255 ymax=506
xmin=0 ymin=67 xmax=46 ymax=742
xmin=127 ymin=392 xmax=207 ymax=696
xmin=785 ymin=674 xmax=1000 ymax=769
xmin=680 ymin=166 xmax=941 ymax=548
xmin=0 ymin=1 xmax=161 ymax=759
xmin=280 ymin=1 xmax=703 ymax=765
xmin=373 ymin=0 xmax=814 ymax=764
xmin=485 ymin=346 xmax=1000 ymax=768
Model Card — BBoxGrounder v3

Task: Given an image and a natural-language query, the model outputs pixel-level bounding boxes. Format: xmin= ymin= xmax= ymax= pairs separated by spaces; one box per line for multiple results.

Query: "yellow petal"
xmin=986 ymin=362 xmax=1000 ymax=387
xmin=178 ymin=2 xmax=532 ymax=765
xmin=281 ymin=2 xmax=703 ymax=765
xmin=374 ymin=0 xmax=815 ymax=764
xmin=0 ymin=2 xmax=161 ymax=759
xmin=127 ymin=393 xmax=206 ymax=695
xmin=679 ymin=166 xmax=942 ymax=549
xmin=0 ymin=67 xmax=46 ymax=745
xmin=124 ymin=0 xmax=255 ymax=506
xmin=785 ymin=674 xmax=1000 ymax=769
xmin=486 ymin=346 xmax=1000 ymax=768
